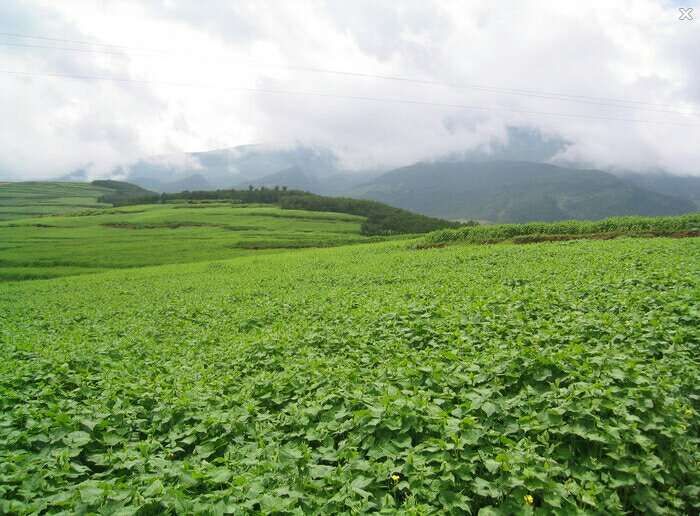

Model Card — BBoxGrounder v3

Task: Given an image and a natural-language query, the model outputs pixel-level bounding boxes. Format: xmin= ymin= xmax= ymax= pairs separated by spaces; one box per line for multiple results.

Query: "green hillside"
xmin=1 ymin=235 xmax=699 ymax=514
xmin=0 ymin=181 xmax=154 ymax=221
xmin=0 ymin=203 xmax=373 ymax=281
xmin=0 ymin=182 xmax=460 ymax=282
xmin=111 ymin=187 xmax=462 ymax=236
xmin=0 ymin=182 xmax=112 ymax=221
xmin=351 ymin=161 xmax=697 ymax=222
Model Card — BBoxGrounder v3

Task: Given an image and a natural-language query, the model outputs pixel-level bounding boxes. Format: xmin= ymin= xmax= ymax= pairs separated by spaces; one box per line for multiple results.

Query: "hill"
xmin=91 ymin=180 xmax=156 ymax=203
xmin=111 ymin=187 xmax=462 ymax=236
xmin=350 ymin=161 xmax=697 ymax=222
xmin=0 ymin=202 xmax=374 ymax=281
xmin=1 ymin=229 xmax=698 ymax=513
xmin=0 ymin=181 xmax=152 ymax=221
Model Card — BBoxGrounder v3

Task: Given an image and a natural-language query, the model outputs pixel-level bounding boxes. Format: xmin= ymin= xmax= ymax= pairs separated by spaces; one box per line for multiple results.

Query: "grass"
xmin=1 ymin=235 xmax=699 ymax=514
xmin=0 ymin=182 xmax=114 ymax=221
xmin=0 ymin=203 xmax=375 ymax=281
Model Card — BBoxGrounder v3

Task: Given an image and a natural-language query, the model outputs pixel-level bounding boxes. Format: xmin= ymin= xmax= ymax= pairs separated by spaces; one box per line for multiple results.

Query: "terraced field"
xmin=1 ymin=235 xmax=699 ymax=514
xmin=0 ymin=182 xmax=114 ymax=221
xmin=0 ymin=203 xmax=372 ymax=281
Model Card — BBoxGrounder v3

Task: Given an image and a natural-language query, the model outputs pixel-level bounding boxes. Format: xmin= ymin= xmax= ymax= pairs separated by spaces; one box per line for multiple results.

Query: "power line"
xmin=0 ymin=31 xmax=161 ymax=52
xmin=1 ymin=32 xmax=697 ymax=116
xmin=0 ymin=41 xmax=151 ymax=56
xmin=3 ymin=68 xmax=698 ymax=128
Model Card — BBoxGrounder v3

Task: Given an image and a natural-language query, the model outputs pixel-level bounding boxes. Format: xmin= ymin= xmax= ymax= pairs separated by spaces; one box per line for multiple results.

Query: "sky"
xmin=1 ymin=0 xmax=699 ymax=180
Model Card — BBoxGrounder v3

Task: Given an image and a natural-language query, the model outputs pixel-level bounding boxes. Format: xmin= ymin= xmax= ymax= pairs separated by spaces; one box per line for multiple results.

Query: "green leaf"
xmin=481 ymin=401 xmax=497 ymax=417
xmin=143 ymin=480 xmax=164 ymax=498
xmin=484 ymin=459 xmax=500 ymax=474
xmin=309 ymin=464 xmax=334 ymax=479
xmin=79 ymin=485 xmax=103 ymax=505
xmin=65 ymin=431 xmax=91 ymax=447
xmin=209 ymin=467 xmax=232 ymax=484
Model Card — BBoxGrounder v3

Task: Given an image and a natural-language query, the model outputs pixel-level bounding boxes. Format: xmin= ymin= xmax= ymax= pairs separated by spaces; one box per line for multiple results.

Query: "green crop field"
xmin=0 ymin=203 xmax=374 ymax=281
xmin=1 ymin=223 xmax=699 ymax=513
xmin=0 ymin=182 xmax=114 ymax=221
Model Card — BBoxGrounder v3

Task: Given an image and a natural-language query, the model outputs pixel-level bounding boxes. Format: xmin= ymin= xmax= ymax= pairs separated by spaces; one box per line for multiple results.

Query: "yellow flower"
xmin=524 ymin=494 xmax=534 ymax=505
xmin=391 ymin=474 xmax=401 ymax=482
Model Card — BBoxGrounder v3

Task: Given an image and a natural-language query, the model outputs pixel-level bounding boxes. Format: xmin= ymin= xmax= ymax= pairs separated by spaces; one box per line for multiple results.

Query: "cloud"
xmin=0 ymin=0 xmax=699 ymax=179
xmin=141 ymin=151 xmax=203 ymax=172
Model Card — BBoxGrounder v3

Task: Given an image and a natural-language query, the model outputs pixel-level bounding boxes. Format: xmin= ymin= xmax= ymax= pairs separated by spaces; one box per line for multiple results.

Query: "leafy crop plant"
xmin=1 ymin=236 xmax=699 ymax=514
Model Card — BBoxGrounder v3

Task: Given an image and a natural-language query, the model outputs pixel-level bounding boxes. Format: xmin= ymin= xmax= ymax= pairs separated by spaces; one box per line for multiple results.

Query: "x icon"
xmin=679 ymin=7 xmax=694 ymax=20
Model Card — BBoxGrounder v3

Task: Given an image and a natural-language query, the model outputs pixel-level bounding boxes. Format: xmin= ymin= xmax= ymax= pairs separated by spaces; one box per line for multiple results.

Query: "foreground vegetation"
xmin=421 ymin=213 xmax=700 ymax=246
xmin=1 ymin=235 xmax=699 ymax=514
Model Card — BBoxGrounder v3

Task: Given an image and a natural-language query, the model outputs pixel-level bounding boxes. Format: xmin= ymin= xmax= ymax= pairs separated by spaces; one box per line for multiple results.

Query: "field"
xmin=1 ymin=231 xmax=699 ymax=513
xmin=0 ymin=203 xmax=373 ymax=281
xmin=0 ymin=182 xmax=114 ymax=221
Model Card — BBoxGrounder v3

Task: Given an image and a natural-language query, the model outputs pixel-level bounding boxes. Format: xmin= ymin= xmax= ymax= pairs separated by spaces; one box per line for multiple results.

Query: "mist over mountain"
xmin=109 ymin=144 xmax=342 ymax=193
xmin=235 ymin=166 xmax=383 ymax=196
xmin=442 ymin=127 xmax=570 ymax=164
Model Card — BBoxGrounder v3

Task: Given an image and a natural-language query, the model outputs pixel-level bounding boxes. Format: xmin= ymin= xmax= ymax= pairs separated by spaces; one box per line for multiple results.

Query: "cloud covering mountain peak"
xmin=1 ymin=1 xmax=699 ymax=179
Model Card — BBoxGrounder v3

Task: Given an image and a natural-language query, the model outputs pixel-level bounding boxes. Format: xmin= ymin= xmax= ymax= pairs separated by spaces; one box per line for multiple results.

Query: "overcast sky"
xmin=1 ymin=0 xmax=699 ymax=179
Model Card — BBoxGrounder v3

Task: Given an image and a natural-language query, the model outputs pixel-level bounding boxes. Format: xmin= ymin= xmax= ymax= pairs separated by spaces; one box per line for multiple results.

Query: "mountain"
xmin=237 ymin=166 xmax=381 ymax=195
xmin=616 ymin=172 xmax=700 ymax=209
xmin=119 ymin=144 xmax=341 ymax=192
xmin=238 ymin=166 xmax=321 ymax=191
xmin=160 ymin=174 xmax=214 ymax=193
xmin=349 ymin=160 xmax=698 ymax=222
xmin=60 ymin=141 xmax=699 ymax=223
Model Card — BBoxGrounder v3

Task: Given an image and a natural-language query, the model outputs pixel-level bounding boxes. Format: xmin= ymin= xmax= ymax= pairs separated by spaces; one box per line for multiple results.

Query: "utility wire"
xmin=1 ymin=32 xmax=696 ymax=116
xmin=0 ymin=41 xmax=154 ymax=57
xmin=0 ymin=31 xmax=161 ymax=52
xmin=3 ymin=69 xmax=698 ymax=128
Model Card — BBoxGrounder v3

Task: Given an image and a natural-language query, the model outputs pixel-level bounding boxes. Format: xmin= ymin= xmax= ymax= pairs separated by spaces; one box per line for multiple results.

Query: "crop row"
xmin=422 ymin=213 xmax=700 ymax=246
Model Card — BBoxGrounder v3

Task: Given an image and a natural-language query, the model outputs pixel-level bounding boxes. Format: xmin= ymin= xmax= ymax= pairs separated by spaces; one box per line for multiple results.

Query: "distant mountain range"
xmin=61 ymin=144 xmax=347 ymax=193
xmin=349 ymin=161 xmax=699 ymax=222
xmin=60 ymin=143 xmax=700 ymax=223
